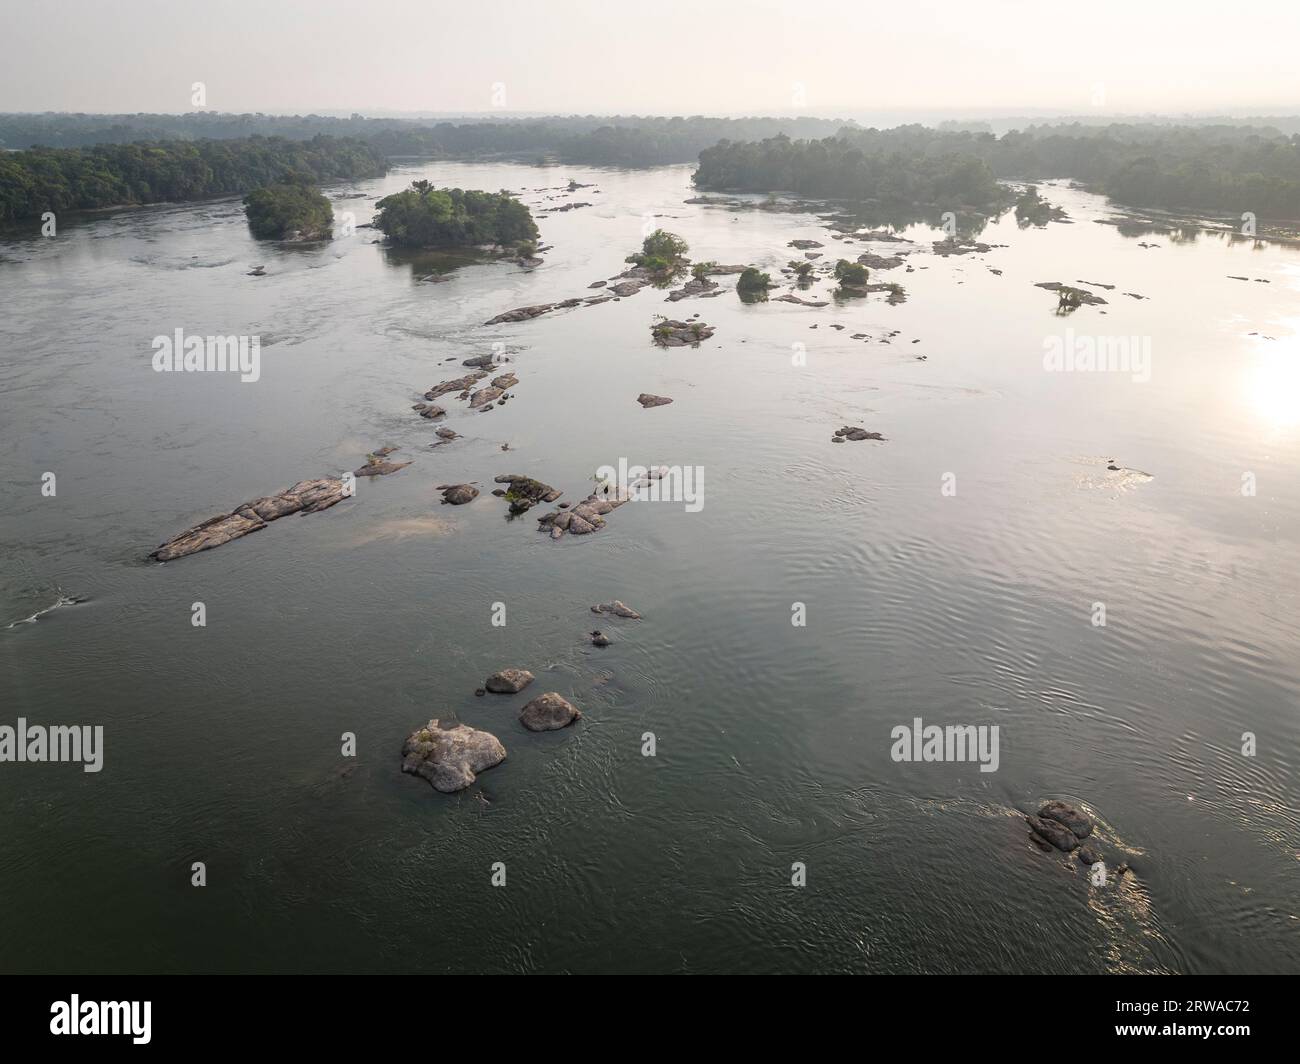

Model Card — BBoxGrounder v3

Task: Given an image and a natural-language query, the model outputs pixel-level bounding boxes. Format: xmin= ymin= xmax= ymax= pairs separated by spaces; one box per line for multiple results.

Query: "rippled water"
xmin=2 ymin=163 xmax=1299 ymax=973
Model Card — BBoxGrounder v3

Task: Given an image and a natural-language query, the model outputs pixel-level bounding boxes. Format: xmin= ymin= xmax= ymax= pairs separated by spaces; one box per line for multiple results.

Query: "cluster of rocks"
xmin=832 ymin=426 xmax=886 ymax=443
xmin=537 ymin=491 xmax=629 ymax=539
xmin=403 ymin=644 xmax=626 ymax=792
xmin=150 ymin=450 xmax=409 ymax=561
xmin=666 ymin=276 xmax=722 ymax=301
xmin=651 ymin=318 xmax=716 ymax=347
xmin=1036 ymin=281 xmax=1108 ymax=308
xmin=416 ymin=368 xmax=519 ymax=420
xmin=1026 ymin=800 xmax=1130 ymax=878
xmin=492 ymin=474 xmax=563 ymax=515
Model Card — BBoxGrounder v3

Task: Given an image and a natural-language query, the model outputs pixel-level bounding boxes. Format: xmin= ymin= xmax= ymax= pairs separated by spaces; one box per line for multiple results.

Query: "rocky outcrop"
xmin=774 ymin=293 xmax=829 ymax=307
xmin=519 ymin=692 xmax=581 ymax=731
xmin=591 ymin=600 xmax=641 ymax=619
xmin=637 ymin=393 xmax=673 ymax=408
xmin=425 ymin=373 xmax=488 ymax=400
xmin=857 ymin=252 xmax=907 ymax=270
xmin=495 ymin=474 xmax=562 ymax=515
xmin=1036 ymin=281 xmax=1107 ymax=307
xmin=536 ymin=491 xmax=629 ymax=539
xmin=1026 ymin=800 xmax=1094 ymax=853
xmin=1038 ymin=799 xmax=1093 ymax=839
xmin=354 ymin=454 xmax=413 ymax=477
xmin=651 ymin=319 xmax=715 ymax=347
xmin=485 ymin=303 xmax=555 ymax=325
xmin=788 ymin=239 xmax=823 ymax=249
xmin=401 ymin=719 xmax=506 ymax=792
xmin=150 ymin=465 xmax=398 ymax=561
xmin=666 ymin=276 xmax=721 ymax=301
xmin=832 ymin=426 xmax=886 ymax=442
xmin=491 ymin=372 xmax=519 ymax=390
xmin=413 ymin=403 xmax=446 ymax=419
xmin=485 ymin=668 xmax=535 ymax=694
xmin=469 ymin=385 xmax=504 ymax=409
xmin=438 ymin=483 xmax=479 ymax=505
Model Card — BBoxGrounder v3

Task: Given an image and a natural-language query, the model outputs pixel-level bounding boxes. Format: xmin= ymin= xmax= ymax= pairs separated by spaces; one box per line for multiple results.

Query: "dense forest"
xmin=695 ymin=127 xmax=1008 ymax=209
xmin=0 ymin=135 xmax=387 ymax=223
xmin=695 ymin=123 xmax=1300 ymax=218
xmin=373 ymin=180 xmax=537 ymax=249
xmin=0 ymin=112 xmax=850 ymax=165
xmin=242 ymin=172 xmax=333 ymax=240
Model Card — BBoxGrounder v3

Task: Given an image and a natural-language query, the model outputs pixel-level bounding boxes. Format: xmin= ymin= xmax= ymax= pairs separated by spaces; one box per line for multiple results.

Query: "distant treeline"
xmin=0 ymin=135 xmax=387 ymax=222
xmin=695 ymin=123 xmax=1300 ymax=218
xmin=0 ymin=112 xmax=851 ymax=166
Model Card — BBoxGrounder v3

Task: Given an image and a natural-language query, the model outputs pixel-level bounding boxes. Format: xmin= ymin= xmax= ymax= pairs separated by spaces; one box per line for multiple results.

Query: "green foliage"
xmin=737 ymin=267 xmax=772 ymax=291
xmin=626 ymin=228 xmax=689 ymax=272
xmin=835 ymin=259 xmax=869 ymax=286
xmin=0 ymin=135 xmax=386 ymax=223
xmin=242 ymin=172 xmax=332 ymax=239
xmin=788 ymin=260 xmax=813 ymax=278
xmin=691 ymin=260 xmax=717 ymax=280
xmin=373 ymin=180 xmax=537 ymax=249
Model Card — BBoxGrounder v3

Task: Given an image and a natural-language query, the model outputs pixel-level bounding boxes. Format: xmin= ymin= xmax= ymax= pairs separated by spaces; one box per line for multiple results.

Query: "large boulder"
xmin=400 ymin=719 xmax=506 ymax=792
xmin=438 ymin=483 xmax=478 ymax=505
xmin=519 ymin=692 xmax=581 ymax=731
xmin=1038 ymin=800 xmax=1093 ymax=839
xmin=485 ymin=668 xmax=534 ymax=694
xmin=1026 ymin=814 xmax=1080 ymax=852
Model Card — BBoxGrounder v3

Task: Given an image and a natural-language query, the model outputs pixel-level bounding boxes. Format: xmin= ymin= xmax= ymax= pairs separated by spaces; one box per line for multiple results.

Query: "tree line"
xmin=0 ymin=135 xmax=387 ymax=223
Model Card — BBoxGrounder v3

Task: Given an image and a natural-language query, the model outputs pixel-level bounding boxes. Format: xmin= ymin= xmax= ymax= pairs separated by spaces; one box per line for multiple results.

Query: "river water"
xmin=2 ymin=162 xmax=1298 ymax=973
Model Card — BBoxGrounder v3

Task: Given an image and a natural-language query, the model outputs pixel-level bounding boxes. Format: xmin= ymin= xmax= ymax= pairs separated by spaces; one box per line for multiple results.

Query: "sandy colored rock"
xmin=519 ymin=692 xmax=581 ymax=731
xmin=401 ymin=719 xmax=506 ymax=792
xmin=485 ymin=668 xmax=535 ymax=694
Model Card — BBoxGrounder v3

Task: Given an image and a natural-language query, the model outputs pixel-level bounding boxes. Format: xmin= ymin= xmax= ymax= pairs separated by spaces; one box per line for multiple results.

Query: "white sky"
xmin=2 ymin=0 xmax=1297 ymax=117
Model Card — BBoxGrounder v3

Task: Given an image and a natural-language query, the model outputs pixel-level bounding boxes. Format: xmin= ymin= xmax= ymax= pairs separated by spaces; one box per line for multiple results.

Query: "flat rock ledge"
xmin=150 ymin=457 xmax=407 ymax=561
xmin=485 ymin=668 xmax=535 ymax=694
xmin=401 ymin=719 xmax=506 ymax=792
xmin=637 ymin=393 xmax=673 ymax=408
xmin=519 ymin=692 xmax=581 ymax=731
xmin=591 ymin=600 xmax=641 ymax=619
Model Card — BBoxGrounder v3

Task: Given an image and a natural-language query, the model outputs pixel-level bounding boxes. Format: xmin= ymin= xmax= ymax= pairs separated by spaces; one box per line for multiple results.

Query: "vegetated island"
xmin=243 ymin=171 xmax=333 ymax=241
xmin=373 ymin=179 xmax=538 ymax=253
xmin=0 ymin=135 xmax=387 ymax=223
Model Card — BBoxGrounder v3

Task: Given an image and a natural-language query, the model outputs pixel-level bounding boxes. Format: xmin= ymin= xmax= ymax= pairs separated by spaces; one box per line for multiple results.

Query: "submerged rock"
xmin=485 ymin=668 xmax=535 ymax=694
xmin=788 ymin=239 xmax=824 ymax=249
xmin=637 ymin=393 xmax=673 ymax=408
xmin=774 ymin=293 xmax=830 ymax=307
xmin=438 ymin=483 xmax=479 ymax=505
xmin=591 ymin=600 xmax=641 ymax=619
xmin=1036 ymin=281 xmax=1108 ymax=307
xmin=354 ymin=454 xmax=412 ymax=477
xmin=590 ymin=630 xmax=611 ymax=647
xmin=401 ymin=719 xmax=506 ymax=793
xmin=519 ymin=692 xmax=581 ymax=731
xmin=413 ymin=403 xmax=447 ymax=420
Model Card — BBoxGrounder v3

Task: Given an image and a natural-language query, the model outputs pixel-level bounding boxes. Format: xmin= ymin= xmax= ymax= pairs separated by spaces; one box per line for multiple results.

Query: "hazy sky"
xmin=3 ymin=0 xmax=1298 ymax=117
